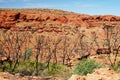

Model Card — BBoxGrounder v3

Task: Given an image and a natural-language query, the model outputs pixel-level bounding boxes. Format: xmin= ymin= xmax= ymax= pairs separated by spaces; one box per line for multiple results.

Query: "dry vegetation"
xmin=0 ymin=9 xmax=120 ymax=80
xmin=0 ymin=22 xmax=120 ymax=79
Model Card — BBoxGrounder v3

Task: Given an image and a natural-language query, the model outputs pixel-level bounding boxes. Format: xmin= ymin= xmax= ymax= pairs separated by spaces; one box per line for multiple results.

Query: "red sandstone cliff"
xmin=0 ymin=9 xmax=120 ymax=32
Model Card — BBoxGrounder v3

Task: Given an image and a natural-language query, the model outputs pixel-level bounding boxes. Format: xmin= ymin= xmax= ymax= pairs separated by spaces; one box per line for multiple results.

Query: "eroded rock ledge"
xmin=0 ymin=9 xmax=120 ymax=33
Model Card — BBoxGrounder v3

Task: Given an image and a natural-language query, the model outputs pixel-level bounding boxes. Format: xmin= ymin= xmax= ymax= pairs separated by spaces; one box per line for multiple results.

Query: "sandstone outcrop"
xmin=0 ymin=9 xmax=120 ymax=32
xmin=69 ymin=68 xmax=120 ymax=80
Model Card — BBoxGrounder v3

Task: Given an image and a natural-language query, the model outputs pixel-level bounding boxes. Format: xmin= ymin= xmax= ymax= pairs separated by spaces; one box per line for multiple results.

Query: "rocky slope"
xmin=69 ymin=68 xmax=120 ymax=80
xmin=0 ymin=8 xmax=120 ymax=65
xmin=0 ymin=68 xmax=120 ymax=80
xmin=0 ymin=72 xmax=65 ymax=80
xmin=0 ymin=8 xmax=120 ymax=33
xmin=0 ymin=8 xmax=120 ymax=80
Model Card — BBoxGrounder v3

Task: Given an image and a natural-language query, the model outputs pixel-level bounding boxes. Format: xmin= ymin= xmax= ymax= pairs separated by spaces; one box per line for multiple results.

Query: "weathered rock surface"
xmin=0 ymin=9 xmax=120 ymax=32
xmin=0 ymin=72 xmax=66 ymax=80
xmin=69 ymin=68 xmax=120 ymax=80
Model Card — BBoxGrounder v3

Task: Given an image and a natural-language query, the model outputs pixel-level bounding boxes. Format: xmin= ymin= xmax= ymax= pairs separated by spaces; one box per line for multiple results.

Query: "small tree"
xmin=34 ymin=35 xmax=44 ymax=75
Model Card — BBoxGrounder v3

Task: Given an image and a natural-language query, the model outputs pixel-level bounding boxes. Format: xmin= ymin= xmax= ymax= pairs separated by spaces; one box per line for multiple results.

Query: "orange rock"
xmin=0 ymin=9 xmax=120 ymax=30
xmin=58 ymin=16 xmax=68 ymax=23
xmin=6 ymin=12 xmax=20 ymax=21
xmin=41 ymin=14 xmax=50 ymax=21
xmin=19 ymin=13 xmax=26 ymax=21
xmin=26 ymin=14 xmax=38 ymax=21
xmin=49 ymin=14 xmax=57 ymax=21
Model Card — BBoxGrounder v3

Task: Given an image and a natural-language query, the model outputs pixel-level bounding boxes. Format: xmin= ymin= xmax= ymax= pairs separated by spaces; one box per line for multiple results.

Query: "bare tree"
xmin=51 ymin=37 xmax=62 ymax=64
xmin=0 ymin=30 xmax=31 ymax=72
xmin=34 ymin=35 xmax=44 ymax=75
xmin=97 ymin=24 xmax=120 ymax=67
xmin=61 ymin=35 xmax=68 ymax=65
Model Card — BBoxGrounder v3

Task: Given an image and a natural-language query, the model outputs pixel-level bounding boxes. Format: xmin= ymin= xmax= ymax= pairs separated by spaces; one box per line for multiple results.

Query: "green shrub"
xmin=112 ymin=61 xmax=120 ymax=72
xmin=98 ymin=54 xmax=105 ymax=59
xmin=44 ymin=63 xmax=68 ymax=76
xmin=22 ymin=48 xmax=32 ymax=61
xmin=16 ymin=62 xmax=70 ymax=76
xmin=15 ymin=61 xmax=47 ymax=76
xmin=0 ymin=60 xmax=71 ymax=77
xmin=15 ymin=61 xmax=35 ymax=75
xmin=74 ymin=59 xmax=103 ymax=75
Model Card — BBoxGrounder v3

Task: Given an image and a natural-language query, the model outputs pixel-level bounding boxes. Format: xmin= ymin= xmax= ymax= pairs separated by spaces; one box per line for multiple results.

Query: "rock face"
xmin=69 ymin=75 xmax=85 ymax=80
xmin=0 ymin=72 xmax=66 ymax=80
xmin=69 ymin=68 xmax=120 ymax=80
xmin=0 ymin=9 xmax=120 ymax=32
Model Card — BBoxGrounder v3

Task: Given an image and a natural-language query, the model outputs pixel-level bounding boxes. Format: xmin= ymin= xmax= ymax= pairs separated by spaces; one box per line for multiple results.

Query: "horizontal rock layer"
xmin=0 ymin=9 xmax=120 ymax=32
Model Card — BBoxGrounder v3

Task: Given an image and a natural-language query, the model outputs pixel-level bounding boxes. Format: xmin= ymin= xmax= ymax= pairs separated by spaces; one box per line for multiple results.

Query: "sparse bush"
xmin=14 ymin=61 xmax=47 ymax=76
xmin=112 ymin=61 xmax=120 ymax=72
xmin=16 ymin=61 xmax=70 ymax=77
xmin=98 ymin=54 xmax=105 ymax=59
xmin=0 ymin=60 xmax=70 ymax=77
xmin=44 ymin=63 xmax=69 ymax=76
xmin=15 ymin=61 xmax=35 ymax=75
xmin=22 ymin=48 xmax=32 ymax=61
xmin=0 ymin=62 xmax=10 ymax=72
xmin=74 ymin=59 xmax=103 ymax=75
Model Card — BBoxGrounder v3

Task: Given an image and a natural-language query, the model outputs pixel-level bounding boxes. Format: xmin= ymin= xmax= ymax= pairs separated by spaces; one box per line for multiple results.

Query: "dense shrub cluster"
xmin=74 ymin=59 xmax=103 ymax=75
xmin=112 ymin=61 xmax=120 ymax=72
